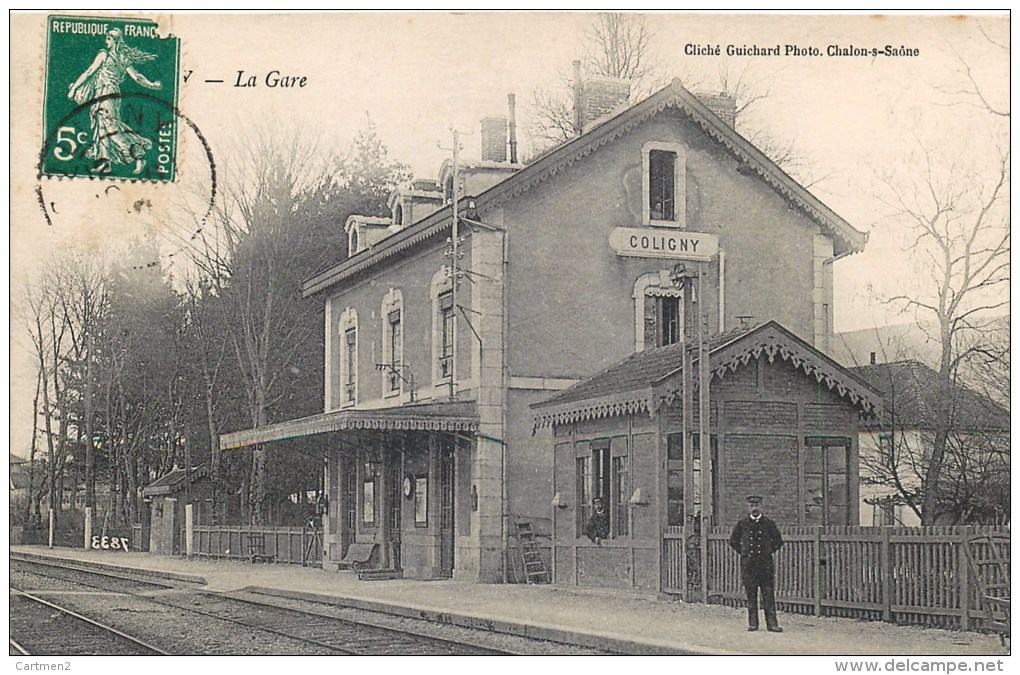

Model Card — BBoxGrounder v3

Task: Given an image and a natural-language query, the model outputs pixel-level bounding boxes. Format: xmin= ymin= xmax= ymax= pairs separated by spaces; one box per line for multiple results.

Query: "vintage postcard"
xmin=9 ymin=11 xmax=1010 ymax=666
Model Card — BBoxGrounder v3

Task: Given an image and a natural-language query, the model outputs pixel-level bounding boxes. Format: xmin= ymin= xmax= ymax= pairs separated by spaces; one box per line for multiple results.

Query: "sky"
xmin=8 ymin=11 xmax=1011 ymax=455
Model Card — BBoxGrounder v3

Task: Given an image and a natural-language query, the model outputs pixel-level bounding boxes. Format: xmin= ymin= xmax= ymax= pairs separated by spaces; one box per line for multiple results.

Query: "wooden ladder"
xmin=516 ymin=521 xmax=549 ymax=584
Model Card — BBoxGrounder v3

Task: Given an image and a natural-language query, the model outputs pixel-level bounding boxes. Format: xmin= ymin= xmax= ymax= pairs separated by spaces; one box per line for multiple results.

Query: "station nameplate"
xmin=609 ymin=228 xmax=719 ymax=261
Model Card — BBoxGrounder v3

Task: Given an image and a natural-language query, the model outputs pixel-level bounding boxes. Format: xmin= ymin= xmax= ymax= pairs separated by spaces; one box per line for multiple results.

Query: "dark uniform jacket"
xmin=585 ymin=509 xmax=610 ymax=542
xmin=729 ymin=515 xmax=783 ymax=583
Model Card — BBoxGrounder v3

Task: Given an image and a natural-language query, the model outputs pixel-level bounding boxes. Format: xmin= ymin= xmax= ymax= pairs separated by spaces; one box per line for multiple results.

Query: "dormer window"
xmin=393 ymin=204 xmax=403 ymax=227
xmin=642 ymin=142 xmax=686 ymax=227
xmin=444 ymin=176 xmax=454 ymax=204
xmin=349 ymin=227 xmax=359 ymax=256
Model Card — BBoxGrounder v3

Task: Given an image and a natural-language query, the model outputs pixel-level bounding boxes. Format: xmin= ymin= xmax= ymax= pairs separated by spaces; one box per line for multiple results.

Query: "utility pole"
xmin=451 ymin=129 xmax=459 ymax=400
xmin=442 ymin=128 xmax=465 ymax=401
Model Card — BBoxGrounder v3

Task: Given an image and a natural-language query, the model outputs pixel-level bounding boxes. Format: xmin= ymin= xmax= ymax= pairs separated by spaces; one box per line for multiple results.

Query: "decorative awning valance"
xmin=221 ymin=401 xmax=479 ymax=450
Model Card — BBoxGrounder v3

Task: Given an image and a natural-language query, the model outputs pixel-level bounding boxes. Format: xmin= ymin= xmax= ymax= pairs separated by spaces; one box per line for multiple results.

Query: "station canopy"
xmin=220 ymin=401 xmax=479 ymax=451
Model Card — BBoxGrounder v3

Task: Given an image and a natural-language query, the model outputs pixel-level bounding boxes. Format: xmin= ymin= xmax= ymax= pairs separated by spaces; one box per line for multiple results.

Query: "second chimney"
xmin=697 ymin=91 xmax=737 ymax=128
xmin=480 ymin=116 xmax=507 ymax=163
xmin=580 ymin=75 xmax=631 ymax=131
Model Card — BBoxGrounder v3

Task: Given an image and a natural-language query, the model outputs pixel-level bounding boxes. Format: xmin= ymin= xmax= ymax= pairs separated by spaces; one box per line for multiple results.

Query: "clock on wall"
xmin=403 ymin=476 xmax=413 ymax=498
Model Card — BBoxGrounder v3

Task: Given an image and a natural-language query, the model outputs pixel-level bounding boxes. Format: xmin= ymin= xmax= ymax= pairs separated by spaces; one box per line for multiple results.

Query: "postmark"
xmin=42 ymin=14 xmax=180 ymax=181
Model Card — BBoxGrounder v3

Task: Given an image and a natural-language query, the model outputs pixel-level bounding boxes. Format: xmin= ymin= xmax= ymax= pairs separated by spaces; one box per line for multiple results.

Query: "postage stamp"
xmin=41 ymin=14 xmax=180 ymax=181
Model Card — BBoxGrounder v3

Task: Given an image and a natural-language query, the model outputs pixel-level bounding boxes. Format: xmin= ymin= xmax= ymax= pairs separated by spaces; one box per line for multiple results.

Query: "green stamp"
xmin=42 ymin=15 xmax=180 ymax=181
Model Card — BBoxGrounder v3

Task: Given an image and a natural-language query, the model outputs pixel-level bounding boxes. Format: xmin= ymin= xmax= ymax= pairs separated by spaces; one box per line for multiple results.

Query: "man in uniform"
xmin=729 ymin=495 xmax=784 ymax=632
xmin=585 ymin=497 xmax=610 ymax=545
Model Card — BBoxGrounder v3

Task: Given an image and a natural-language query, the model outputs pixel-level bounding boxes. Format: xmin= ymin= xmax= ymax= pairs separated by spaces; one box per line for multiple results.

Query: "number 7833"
xmin=91 ymin=535 xmax=130 ymax=551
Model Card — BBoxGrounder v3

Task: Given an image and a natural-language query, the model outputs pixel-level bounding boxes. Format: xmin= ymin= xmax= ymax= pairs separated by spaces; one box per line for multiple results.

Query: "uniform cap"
xmin=746 ymin=495 xmax=763 ymax=505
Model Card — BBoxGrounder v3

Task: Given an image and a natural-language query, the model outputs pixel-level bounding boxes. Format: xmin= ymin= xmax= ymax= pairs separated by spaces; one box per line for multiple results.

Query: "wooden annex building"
xmin=532 ymin=321 xmax=882 ymax=592
xmin=220 ymin=74 xmax=872 ymax=589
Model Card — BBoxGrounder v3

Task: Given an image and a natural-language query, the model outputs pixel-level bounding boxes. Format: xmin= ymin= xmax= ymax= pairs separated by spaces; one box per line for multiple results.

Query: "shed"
xmin=142 ymin=464 xmax=213 ymax=555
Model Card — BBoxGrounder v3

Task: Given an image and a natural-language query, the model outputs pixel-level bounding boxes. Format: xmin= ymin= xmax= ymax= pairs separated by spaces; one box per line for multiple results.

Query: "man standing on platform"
xmin=729 ymin=495 xmax=784 ymax=632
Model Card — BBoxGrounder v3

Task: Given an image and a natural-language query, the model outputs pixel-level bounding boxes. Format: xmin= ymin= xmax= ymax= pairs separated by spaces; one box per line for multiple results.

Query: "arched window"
xmin=430 ymin=269 xmax=455 ymax=385
xmin=381 ymin=289 xmax=404 ymax=396
xmin=393 ymin=203 xmax=404 ymax=227
xmin=338 ymin=307 xmax=358 ymax=406
xmin=348 ymin=226 xmax=360 ymax=256
xmin=633 ymin=271 xmax=684 ymax=352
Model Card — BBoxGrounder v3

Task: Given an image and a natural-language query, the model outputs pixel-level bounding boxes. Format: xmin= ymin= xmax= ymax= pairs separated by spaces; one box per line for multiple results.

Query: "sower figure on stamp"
xmin=585 ymin=497 xmax=610 ymax=545
xmin=67 ymin=28 xmax=162 ymax=175
xmin=729 ymin=495 xmax=784 ymax=632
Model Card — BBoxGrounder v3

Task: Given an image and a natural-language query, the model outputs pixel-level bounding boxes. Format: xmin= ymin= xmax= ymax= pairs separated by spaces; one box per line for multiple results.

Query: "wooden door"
xmin=439 ymin=440 xmax=455 ymax=577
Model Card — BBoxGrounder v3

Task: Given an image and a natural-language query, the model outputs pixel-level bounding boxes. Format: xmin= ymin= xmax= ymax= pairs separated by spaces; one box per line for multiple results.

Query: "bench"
xmin=338 ymin=542 xmax=378 ymax=572
xmin=244 ymin=532 xmax=275 ymax=564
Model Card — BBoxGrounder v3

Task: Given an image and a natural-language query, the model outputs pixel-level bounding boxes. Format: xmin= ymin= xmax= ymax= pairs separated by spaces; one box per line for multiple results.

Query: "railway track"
xmin=10 ymin=589 xmax=168 ymax=656
xmin=11 ymin=556 xmax=588 ymax=655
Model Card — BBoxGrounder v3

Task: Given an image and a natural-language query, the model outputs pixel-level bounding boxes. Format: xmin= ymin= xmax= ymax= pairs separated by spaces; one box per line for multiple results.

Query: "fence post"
xmin=84 ymin=506 xmax=93 ymax=550
xmin=958 ymin=525 xmax=971 ymax=632
xmin=814 ymin=527 xmax=822 ymax=616
xmin=185 ymin=504 xmax=194 ymax=558
xmin=880 ymin=526 xmax=892 ymax=622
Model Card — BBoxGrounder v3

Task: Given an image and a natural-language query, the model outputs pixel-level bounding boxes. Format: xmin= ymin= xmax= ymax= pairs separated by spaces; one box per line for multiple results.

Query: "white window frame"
xmin=633 ymin=270 xmax=685 ymax=352
xmin=381 ymin=288 xmax=404 ymax=398
xmin=642 ymin=141 xmax=687 ymax=228
xmin=339 ymin=307 xmax=358 ymax=407
xmin=430 ymin=269 xmax=455 ymax=386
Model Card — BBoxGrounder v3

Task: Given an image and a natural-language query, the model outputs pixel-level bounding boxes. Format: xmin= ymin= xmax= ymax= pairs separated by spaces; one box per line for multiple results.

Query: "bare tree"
xmin=529 ymin=13 xmax=662 ymax=151
xmin=882 ymin=138 xmax=1009 ymax=524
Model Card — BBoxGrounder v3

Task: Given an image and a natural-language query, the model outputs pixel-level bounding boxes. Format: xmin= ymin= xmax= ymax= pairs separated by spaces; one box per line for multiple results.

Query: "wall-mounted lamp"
xmin=629 ymin=488 xmax=650 ymax=506
xmin=551 ymin=492 xmax=569 ymax=509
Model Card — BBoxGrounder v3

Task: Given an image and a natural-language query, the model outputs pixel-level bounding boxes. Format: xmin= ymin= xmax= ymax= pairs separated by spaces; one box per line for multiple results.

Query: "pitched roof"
xmin=142 ymin=464 xmax=209 ymax=497
xmin=303 ymin=79 xmax=867 ymax=297
xmin=850 ymin=360 xmax=1010 ymax=432
xmin=532 ymin=321 xmax=883 ymax=429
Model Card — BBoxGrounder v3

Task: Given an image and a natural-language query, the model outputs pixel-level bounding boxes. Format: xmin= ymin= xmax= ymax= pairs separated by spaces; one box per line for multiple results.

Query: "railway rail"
xmin=10 ymin=589 xmax=168 ymax=656
xmin=11 ymin=555 xmax=603 ymax=655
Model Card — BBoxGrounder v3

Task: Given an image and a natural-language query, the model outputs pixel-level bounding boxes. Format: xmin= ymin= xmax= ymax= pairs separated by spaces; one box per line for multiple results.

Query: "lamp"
xmin=551 ymin=492 xmax=569 ymax=509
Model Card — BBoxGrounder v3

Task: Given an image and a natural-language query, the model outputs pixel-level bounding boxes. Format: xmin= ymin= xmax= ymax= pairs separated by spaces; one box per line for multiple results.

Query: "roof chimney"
xmin=697 ymin=91 xmax=737 ymax=127
xmin=480 ymin=116 xmax=507 ymax=162
xmin=507 ymin=93 xmax=518 ymax=164
xmin=580 ymin=75 xmax=631 ymax=131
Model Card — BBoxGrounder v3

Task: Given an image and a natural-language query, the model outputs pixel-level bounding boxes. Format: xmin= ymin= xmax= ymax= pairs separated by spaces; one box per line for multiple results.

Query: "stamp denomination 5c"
xmin=42 ymin=15 xmax=180 ymax=181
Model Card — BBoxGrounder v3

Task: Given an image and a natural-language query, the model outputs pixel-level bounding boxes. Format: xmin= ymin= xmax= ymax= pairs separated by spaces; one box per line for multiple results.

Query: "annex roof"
xmin=850 ymin=360 xmax=1010 ymax=432
xmin=532 ymin=321 xmax=883 ymax=429
xmin=141 ymin=464 xmax=209 ymax=497
xmin=220 ymin=401 xmax=479 ymax=451
xmin=302 ymin=79 xmax=867 ymax=297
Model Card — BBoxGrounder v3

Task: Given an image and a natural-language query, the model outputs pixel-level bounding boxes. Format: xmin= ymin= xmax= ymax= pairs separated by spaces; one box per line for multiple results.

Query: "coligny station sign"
xmin=609 ymin=227 xmax=719 ymax=262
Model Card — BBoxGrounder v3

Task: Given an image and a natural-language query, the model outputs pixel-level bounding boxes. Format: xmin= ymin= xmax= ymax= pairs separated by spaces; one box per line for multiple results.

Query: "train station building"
xmin=221 ymin=76 xmax=872 ymax=588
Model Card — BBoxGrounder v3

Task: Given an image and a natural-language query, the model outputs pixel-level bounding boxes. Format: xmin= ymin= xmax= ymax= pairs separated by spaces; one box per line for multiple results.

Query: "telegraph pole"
xmin=451 ymin=129 xmax=459 ymax=399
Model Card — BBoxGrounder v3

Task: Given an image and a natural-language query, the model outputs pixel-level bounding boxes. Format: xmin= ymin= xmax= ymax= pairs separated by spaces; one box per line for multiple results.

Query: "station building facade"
xmin=221 ymin=78 xmax=871 ymax=586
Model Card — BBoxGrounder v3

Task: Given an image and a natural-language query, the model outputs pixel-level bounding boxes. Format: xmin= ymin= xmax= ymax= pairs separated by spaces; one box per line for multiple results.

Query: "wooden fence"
xmin=690 ymin=525 xmax=1008 ymax=632
xmin=189 ymin=526 xmax=322 ymax=566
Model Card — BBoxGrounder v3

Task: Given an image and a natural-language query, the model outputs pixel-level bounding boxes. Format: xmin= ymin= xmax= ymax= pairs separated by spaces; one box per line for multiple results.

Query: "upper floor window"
xmin=642 ymin=141 xmax=686 ymax=227
xmin=338 ymin=307 xmax=358 ymax=406
xmin=430 ymin=269 xmax=455 ymax=386
xmin=438 ymin=291 xmax=455 ymax=380
xmin=349 ymin=227 xmax=359 ymax=256
xmin=649 ymin=150 xmax=675 ymax=221
xmin=381 ymin=289 xmax=404 ymax=396
xmin=633 ymin=271 xmax=684 ymax=352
